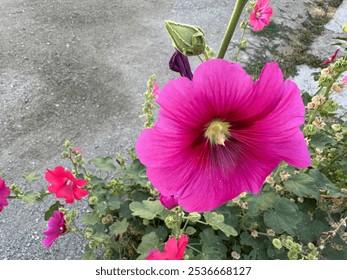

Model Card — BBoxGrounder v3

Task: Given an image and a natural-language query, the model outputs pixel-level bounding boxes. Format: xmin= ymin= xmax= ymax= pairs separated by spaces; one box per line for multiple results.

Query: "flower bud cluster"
xmin=142 ymin=75 xmax=156 ymax=128
xmin=307 ymin=95 xmax=326 ymax=110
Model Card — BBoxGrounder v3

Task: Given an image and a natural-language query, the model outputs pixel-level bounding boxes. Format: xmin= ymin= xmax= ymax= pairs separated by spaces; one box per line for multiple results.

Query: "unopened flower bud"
xmin=272 ymin=238 xmax=282 ymax=249
xmin=279 ymin=171 xmax=290 ymax=181
xmin=187 ymin=212 xmax=201 ymax=222
xmin=63 ymin=139 xmax=71 ymax=148
xmin=284 ymin=239 xmax=294 ymax=249
xmin=331 ymin=124 xmax=341 ymax=131
xmin=342 ymin=23 xmax=347 ymax=33
xmin=240 ymin=40 xmax=247 ymax=48
xmin=231 ymin=251 xmax=241 ymax=259
xmin=165 ymin=21 xmax=206 ymax=56
xmin=308 ymin=242 xmax=315 ymax=250
xmin=267 ymin=229 xmax=276 ymax=237
xmin=251 ymin=230 xmax=258 ymax=238
xmin=240 ymin=21 xmax=248 ymax=29
xmin=62 ymin=151 xmax=69 ymax=158
xmin=88 ymin=196 xmax=98 ymax=205
xmin=287 ymin=251 xmax=298 ymax=260
xmin=303 ymin=124 xmax=317 ymax=136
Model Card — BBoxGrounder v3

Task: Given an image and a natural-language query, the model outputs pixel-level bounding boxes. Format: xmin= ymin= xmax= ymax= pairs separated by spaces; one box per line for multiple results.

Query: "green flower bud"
xmin=331 ymin=124 xmax=341 ymax=131
xmin=231 ymin=251 xmax=241 ymax=259
xmin=89 ymin=240 xmax=97 ymax=249
xmin=240 ymin=21 xmax=248 ymax=29
xmin=84 ymin=228 xmax=93 ymax=239
xmin=291 ymin=243 xmax=302 ymax=253
xmin=303 ymin=124 xmax=317 ymax=136
xmin=165 ymin=215 xmax=179 ymax=229
xmin=143 ymin=219 xmax=149 ymax=226
xmin=63 ymin=139 xmax=71 ymax=148
xmin=88 ymin=196 xmax=98 ymax=205
xmin=287 ymin=251 xmax=298 ymax=260
xmin=318 ymin=75 xmax=334 ymax=87
xmin=240 ymin=40 xmax=247 ymax=48
xmin=284 ymin=239 xmax=294 ymax=249
xmin=343 ymin=23 xmax=347 ymax=33
xmin=165 ymin=20 xmax=206 ymax=56
xmin=62 ymin=151 xmax=70 ymax=158
xmin=187 ymin=212 xmax=201 ymax=222
xmin=321 ymin=100 xmax=338 ymax=113
xmin=272 ymin=238 xmax=283 ymax=249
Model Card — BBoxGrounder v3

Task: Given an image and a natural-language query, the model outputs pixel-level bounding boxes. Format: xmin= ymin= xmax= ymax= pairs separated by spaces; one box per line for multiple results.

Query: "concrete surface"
xmin=0 ymin=0 xmax=345 ymax=259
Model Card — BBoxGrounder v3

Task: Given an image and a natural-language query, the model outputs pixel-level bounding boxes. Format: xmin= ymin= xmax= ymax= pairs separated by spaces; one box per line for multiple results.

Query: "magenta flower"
xmin=249 ymin=0 xmax=273 ymax=32
xmin=169 ymin=50 xmax=193 ymax=80
xmin=0 ymin=178 xmax=10 ymax=213
xmin=136 ymin=59 xmax=310 ymax=212
xmin=342 ymin=76 xmax=347 ymax=84
xmin=42 ymin=210 xmax=67 ymax=247
xmin=321 ymin=49 xmax=339 ymax=65
xmin=159 ymin=194 xmax=179 ymax=210
xmin=146 ymin=235 xmax=188 ymax=260
xmin=45 ymin=166 xmax=88 ymax=203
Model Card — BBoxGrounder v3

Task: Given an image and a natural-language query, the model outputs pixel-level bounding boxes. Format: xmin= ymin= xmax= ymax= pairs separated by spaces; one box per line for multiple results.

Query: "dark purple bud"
xmin=169 ymin=50 xmax=193 ymax=80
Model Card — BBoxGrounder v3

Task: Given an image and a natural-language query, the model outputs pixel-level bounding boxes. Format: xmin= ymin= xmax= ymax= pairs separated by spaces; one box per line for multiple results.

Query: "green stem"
xmin=217 ymin=0 xmax=248 ymax=59
xmin=234 ymin=23 xmax=248 ymax=61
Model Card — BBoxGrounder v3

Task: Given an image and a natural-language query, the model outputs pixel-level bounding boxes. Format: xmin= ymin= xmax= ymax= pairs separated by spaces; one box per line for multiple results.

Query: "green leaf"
xmin=82 ymin=212 xmax=100 ymax=225
xmin=200 ymin=228 xmax=227 ymax=259
xmin=23 ymin=170 xmax=40 ymax=184
xmin=309 ymin=169 xmax=347 ymax=198
xmin=246 ymin=191 xmax=278 ymax=216
xmin=203 ymin=212 xmax=237 ymax=237
xmin=21 ymin=191 xmax=39 ymax=203
xmin=92 ymin=232 xmax=108 ymax=243
xmin=263 ymin=197 xmax=301 ymax=235
xmin=124 ymin=159 xmax=148 ymax=186
xmin=185 ymin=226 xmax=196 ymax=235
xmin=119 ymin=200 xmax=133 ymax=219
xmin=309 ymin=134 xmax=332 ymax=148
xmin=44 ymin=201 xmax=63 ymax=221
xmin=129 ymin=200 xmax=164 ymax=220
xmin=91 ymin=156 xmax=116 ymax=171
xmin=82 ymin=248 xmax=97 ymax=260
xmin=95 ymin=201 xmax=108 ymax=215
xmin=107 ymin=195 xmax=122 ymax=210
xmin=109 ymin=219 xmax=129 ymax=235
xmin=137 ymin=232 xmax=160 ymax=260
xmin=296 ymin=211 xmax=330 ymax=244
xmin=283 ymin=173 xmax=320 ymax=200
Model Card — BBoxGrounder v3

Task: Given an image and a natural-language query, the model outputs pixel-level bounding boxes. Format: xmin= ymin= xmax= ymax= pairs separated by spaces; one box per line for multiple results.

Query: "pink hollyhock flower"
xmin=146 ymin=235 xmax=188 ymax=260
xmin=45 ymin=166 xmax=88 ymax=203
xmin=136 ymin=59 xmax=311 ymax=212
xmin=42 ymin=210 xmax=67 ymax=247
xmin=321 ymin=49 xmax=339 ymax=65
xmin=342 ymin=76 xmax=347 ymax=84
xmin=249 ymin=0 xmax=273 ymax=32
xmin=159 ymin=194 xmax=179 ymax=210
xmin=0 ymin=178 xmax=10 ymax=213
xmin=152 ymin=82 xmax=160 ymax=99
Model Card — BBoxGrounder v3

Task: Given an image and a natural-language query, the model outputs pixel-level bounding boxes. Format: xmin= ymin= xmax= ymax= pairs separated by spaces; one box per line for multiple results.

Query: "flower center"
xmin=204 ymin=120 xmax=231 ymax=146
xmin=256 ymin=11 xmax=262 ymax=19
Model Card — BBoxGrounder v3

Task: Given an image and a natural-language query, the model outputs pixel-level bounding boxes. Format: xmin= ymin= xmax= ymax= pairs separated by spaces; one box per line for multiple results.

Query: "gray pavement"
xmin=0 ymin=0 xmax=345 ymax=259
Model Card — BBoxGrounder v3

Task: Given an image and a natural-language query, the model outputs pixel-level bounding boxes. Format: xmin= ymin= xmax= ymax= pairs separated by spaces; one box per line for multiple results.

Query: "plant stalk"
xmin=217 ymin=0 xmax=248 ymax=59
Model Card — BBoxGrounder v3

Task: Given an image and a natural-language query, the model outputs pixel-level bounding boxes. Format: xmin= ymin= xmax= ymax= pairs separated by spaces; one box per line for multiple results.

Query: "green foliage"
xmin=91 ymin=156 xmax=116 ymax=171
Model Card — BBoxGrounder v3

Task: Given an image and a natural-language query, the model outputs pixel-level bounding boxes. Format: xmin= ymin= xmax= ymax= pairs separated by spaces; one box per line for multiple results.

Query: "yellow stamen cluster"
xmin=204 ymin=120 xmax=231 ymax=146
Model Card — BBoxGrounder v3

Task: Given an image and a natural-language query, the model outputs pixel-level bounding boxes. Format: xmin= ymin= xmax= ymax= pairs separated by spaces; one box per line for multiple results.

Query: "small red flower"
xmin=42 ymin=210 xmax=67 ymax=247
xmin=0 ymin=178 xmax=10 ymax=213
xmin=45 ymin=166 xmax=88 ymax=203
xmin=249 ymin=0 xmax=273 ymax=32
xmin=146 ymin=235 xmax=188 ymax=260
xmin=321 ymin=49 xmax=339 ymax=65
